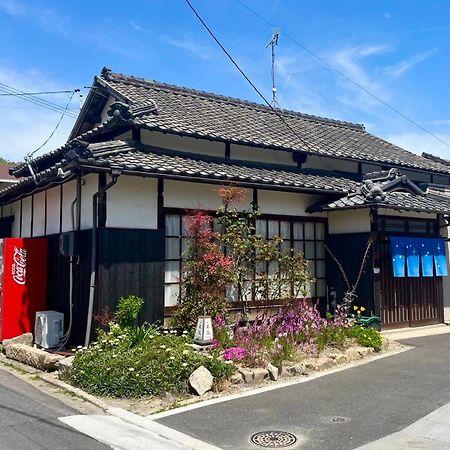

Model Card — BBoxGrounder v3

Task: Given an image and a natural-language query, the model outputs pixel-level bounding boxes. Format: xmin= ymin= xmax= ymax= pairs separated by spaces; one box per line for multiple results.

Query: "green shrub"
xmin=115 ymin=295 xmax=144 ymax=328
xmin=316 ymin=325 xmax=347 ymax=352
xmin=69 ymin=325 xmax=235 ymax=398
xmin=346 ymin=324 xmax=383 ymax=352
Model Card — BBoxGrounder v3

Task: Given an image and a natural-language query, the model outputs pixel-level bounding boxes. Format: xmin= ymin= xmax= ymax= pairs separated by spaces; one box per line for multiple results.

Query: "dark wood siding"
xmin=97 ymin=228 xmax=165 ymax=326
xmin=46 ymin=231 xmax=92 ymax=345
xmin=325 ymin=233 xmax=374 ymax=314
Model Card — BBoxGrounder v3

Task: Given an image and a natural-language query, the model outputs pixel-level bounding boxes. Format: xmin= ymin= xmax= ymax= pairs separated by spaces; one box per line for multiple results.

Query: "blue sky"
xmin=1 ymin=0 xmax=449 ymax=162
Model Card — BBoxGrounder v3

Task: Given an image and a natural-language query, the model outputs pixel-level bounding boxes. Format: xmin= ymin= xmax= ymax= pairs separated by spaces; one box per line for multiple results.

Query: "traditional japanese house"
xmin=0 ymin=68 xmax=449 ymax=343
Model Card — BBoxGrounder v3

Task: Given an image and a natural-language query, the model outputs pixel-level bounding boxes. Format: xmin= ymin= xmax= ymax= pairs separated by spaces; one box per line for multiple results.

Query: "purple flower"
xmin=223 ymin=346 xmax=247 ymax=361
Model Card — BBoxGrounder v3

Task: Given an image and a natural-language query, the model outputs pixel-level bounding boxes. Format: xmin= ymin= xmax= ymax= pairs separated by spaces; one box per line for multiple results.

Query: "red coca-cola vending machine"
xmin=0 ymin=238 xmax=48 ymax=341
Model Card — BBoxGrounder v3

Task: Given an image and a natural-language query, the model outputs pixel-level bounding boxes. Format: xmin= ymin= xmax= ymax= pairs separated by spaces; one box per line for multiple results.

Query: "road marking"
xmin=59 ymin=414 xmax=192 ymax=450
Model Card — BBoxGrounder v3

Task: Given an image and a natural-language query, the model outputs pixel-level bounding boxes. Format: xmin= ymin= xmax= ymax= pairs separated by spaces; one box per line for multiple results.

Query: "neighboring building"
xmin=0 ymin=67 xmax=449 ymax=344
xmin=0 ymin=163 xmax=18 ymax=236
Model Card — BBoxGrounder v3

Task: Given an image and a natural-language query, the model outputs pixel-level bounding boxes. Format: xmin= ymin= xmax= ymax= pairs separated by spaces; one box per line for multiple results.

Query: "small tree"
xmin=171 ymin=211 xmax=234 ymax=330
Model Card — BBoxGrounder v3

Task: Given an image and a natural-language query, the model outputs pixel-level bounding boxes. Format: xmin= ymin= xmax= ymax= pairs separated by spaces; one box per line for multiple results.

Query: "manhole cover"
xmin=250 ymin=431 xmax=297 ymax=448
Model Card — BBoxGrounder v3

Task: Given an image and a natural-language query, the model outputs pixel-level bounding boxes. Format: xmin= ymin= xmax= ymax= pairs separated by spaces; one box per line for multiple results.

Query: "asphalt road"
xmin=0 ymin=368 xmax=109 ymax=450
xmin=158 ymin=333 xmax=450 ymax=450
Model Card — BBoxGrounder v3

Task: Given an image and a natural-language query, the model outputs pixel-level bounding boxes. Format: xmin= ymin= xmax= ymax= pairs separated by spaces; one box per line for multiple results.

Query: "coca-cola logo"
xmin=12 ymin=246 xmax=27 ymax=285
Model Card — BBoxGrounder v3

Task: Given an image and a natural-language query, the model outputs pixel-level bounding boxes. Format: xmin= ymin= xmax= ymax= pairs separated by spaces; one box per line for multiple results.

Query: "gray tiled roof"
xmin=96 ymin=70 xmax=450 ymax=175
xmin=83 ymin=140 xmax=359 ymax=193
xmin=316 ymin=191 xmax=450 ymax=214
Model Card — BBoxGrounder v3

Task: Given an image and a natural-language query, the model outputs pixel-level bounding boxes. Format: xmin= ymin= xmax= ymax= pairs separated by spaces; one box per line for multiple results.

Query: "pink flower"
xmin=223 ymin=347 xmax=247 ymax=361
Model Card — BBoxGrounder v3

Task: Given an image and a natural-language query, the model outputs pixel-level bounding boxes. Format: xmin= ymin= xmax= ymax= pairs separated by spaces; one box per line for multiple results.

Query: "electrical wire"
xmin=0 ymin=89 xmax=79 ymax=96
xmin=185 ymin=0 xmax=317 ymax=155
xmin=0 ymin=82 xmax=78 ymax=118
xmin=27 ymin=91 xmax=76 ymax=160
xmin=234 ymin=0 xmax=450 ymax=150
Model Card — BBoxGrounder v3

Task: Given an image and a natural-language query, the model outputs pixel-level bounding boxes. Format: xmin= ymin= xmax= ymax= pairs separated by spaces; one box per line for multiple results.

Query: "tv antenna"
xmin=266 ymin=30 xmax=280 ymax=107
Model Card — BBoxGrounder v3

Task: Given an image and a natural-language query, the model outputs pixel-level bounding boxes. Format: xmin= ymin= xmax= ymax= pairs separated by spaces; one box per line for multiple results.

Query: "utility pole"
xmin=266 ymin=31 xmax=279 ymax=108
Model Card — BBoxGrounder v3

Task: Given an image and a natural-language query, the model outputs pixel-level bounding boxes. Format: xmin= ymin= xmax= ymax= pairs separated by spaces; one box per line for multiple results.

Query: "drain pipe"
xmin=85 ymin=168 xmax=122 ymax=346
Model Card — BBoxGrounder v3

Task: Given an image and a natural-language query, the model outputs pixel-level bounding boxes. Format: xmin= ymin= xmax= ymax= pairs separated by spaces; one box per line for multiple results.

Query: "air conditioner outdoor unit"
xmin=34 ymin=311 xmax=64 ymax=349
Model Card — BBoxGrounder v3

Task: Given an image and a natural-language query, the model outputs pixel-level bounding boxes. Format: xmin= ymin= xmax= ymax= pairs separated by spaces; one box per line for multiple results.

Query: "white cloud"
xmin=165 ymin=36 xmax=215 ymax=60
xmin=0 ymin=63 xmax=77 ymax=162
xmin=0 ymin=0 xmax=25 ymax=16
xmin=386 ymin=131 xmax=450 ymax=159
xmin=382 ymin=49 xmax=436 ymax=78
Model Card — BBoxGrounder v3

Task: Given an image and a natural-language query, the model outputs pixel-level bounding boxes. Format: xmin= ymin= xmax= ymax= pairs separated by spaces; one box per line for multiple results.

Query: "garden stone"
xmin=287 ymin=362 xmax=308 ymax=376
xmin=356 ymin=346 xmax=373 ymax=357
xmin=2 ymin=333 xmax=33 ymax=348
xmin=312 ymin=356 xmax=335 ymax=371
xmin=5 ymin=344 xmax=64 ymax=371
xmin=238 ymin=367 xmax=254 ymax=383
xmin=267 ymin=363 xmax=279 ymax=381
xmin=328 ymin=352 xmax=347 ymax=365
xmin=57 ymin=356 xmax=75 ymax=380
xmin=252 ymin=368 xmax=269 ymax=383
xmin=189 ymin=366 xmax=213 ymax=396
xmin=231 ymin=371 xmax=244 ymax=384
xmin=344 ymin=347 xmax=362 ymax=361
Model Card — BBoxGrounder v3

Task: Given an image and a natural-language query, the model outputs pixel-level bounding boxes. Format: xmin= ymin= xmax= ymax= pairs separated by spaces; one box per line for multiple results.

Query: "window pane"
xmin=409 ymin=221 xmax=428 ymax=234
xmin=255 ymin=219 xmax=267 ymax=237
xmin=165 ymin=284 xmax=180 ymax=306
xmin=305 ymin=241 xmax=315 ymax=259
xmin=280 ymin=240 xmax=291 ymax=255
xmin=316 ymin=279 xmax=326 ymax=297
xmin=293 ymin=241 xmax=304 ymax=255
xmin=307 ymin=260 xmax=315 ymax=277
xmin=165 ymin=238 xmax=180 ymax=260
xmin=213 ymin=218 xmax=223 ymax=234
xmin=181 ymin=238 xmax=189 ymax=259
xmin=315 ymin=222 xmax=325 ymax=240
xmin=280 ymin=221 xmax=290 ymax=239
xmin=165 ymin=261 xmax=180 ymax=283
xmin=384 ymin=219 xmax=405 ymax=233
xmin=226 ymin=284 xmax=239 ymax=302
xmin=316 ymin=241 xmax=325 ymax=259
xmin=293 ymin=222 xmax=303 ymax=239
xmin=268 ymin=220 xmax=279 ymax=238
xmin=268 ymin=261 xmax=279 ymax=275
xmin=304 ymin=222 xmax=315 ymax=240
xmin=165 ymin=215 xmax=180 ymax=236
xmin=316 ymin=260 xmax=326 ymax=278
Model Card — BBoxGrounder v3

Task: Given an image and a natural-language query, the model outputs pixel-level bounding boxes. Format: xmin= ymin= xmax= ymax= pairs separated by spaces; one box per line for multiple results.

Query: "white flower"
xmin=225 ymin=360 xmax=233 ymax=364
xmin=182 ymin=350 xmax=189 ymax=355
xmin=169 ymin=356 xmax=175 ymax=360
xmin=160 ymin=345 xmax=166 ymax=349
xmin=163 ymin=330 xmax=169 ymax=334
xmin=128 ymin=367 xmax=135 ymax=372
xmin=206 ymin=355 xmax=213 ymax=359
xmin=170 ymin=330 xmax=177 ymax=334
xmin=182 ymin=330 xmax=188 ymax=335
xmin=182 ymin=362 xmax=188 ymax=367
xmin=76 ymin=345 xmax=83 ymax=349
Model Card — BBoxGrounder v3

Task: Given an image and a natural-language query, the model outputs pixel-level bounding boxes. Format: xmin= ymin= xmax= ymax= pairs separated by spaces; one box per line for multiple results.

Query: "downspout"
xmin=84 ymin=168 xmax=122 ymax=346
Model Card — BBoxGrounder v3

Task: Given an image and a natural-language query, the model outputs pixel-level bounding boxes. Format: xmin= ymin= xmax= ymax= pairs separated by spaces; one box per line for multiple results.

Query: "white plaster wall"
xmin=164 ymin=180 xmax=252 ymax=211
xmin=99 ymin=96 xmax=115 ymax=123
xmin=21 ymin=196 xmax=32 ymax=237
xmin=257 ymin=190 xmax=326 ymax=217
xmin=230 ymin=144 xmax=296 ymax=166
xmin=61 ymin=180 xmax=77 ymax=232
xmin=32 ymin=191 xmax=46 ymax=237
xmin=302 ymin=155 xmax=359 ymax=173
xmin=106 ymin=175 xmax=158 ymax=229
xmin=328 ymin=209 xmax=371 ymax=234
xmin=141 ymin=130 xmax=225 ymax=158
xmin=46 ymin=186 xmax=61 ymax=235
xmin=80 ymin=174 xmax=98 ymax=230
xmin=10 ymin=201 xmax=20 ymax=237
xmin=1 ymin=203 xmax=12 ymax=218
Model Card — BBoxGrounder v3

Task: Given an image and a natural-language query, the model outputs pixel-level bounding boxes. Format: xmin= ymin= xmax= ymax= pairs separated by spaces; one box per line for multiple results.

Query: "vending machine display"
xmin=0 ymin=238 xmax=48 ymax=341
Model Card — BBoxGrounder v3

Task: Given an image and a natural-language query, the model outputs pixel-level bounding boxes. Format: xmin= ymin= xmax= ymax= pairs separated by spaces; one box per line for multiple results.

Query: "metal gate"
xmin=379 ymin=240 xmax=443 ymax=328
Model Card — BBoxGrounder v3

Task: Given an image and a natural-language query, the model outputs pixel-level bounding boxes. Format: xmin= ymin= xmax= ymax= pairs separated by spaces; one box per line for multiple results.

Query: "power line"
xmin=0 ymin=89 xmax=79 ymax=96
xmin=184 ymin=0 xmax=316 ymax=155
xmin=234 ymin=0 xmax=450 ymax=150
xmin=0 ymin=82 xmax=78 ymax=118
xmin=27 ymin=90 xmax=76 ymax=159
